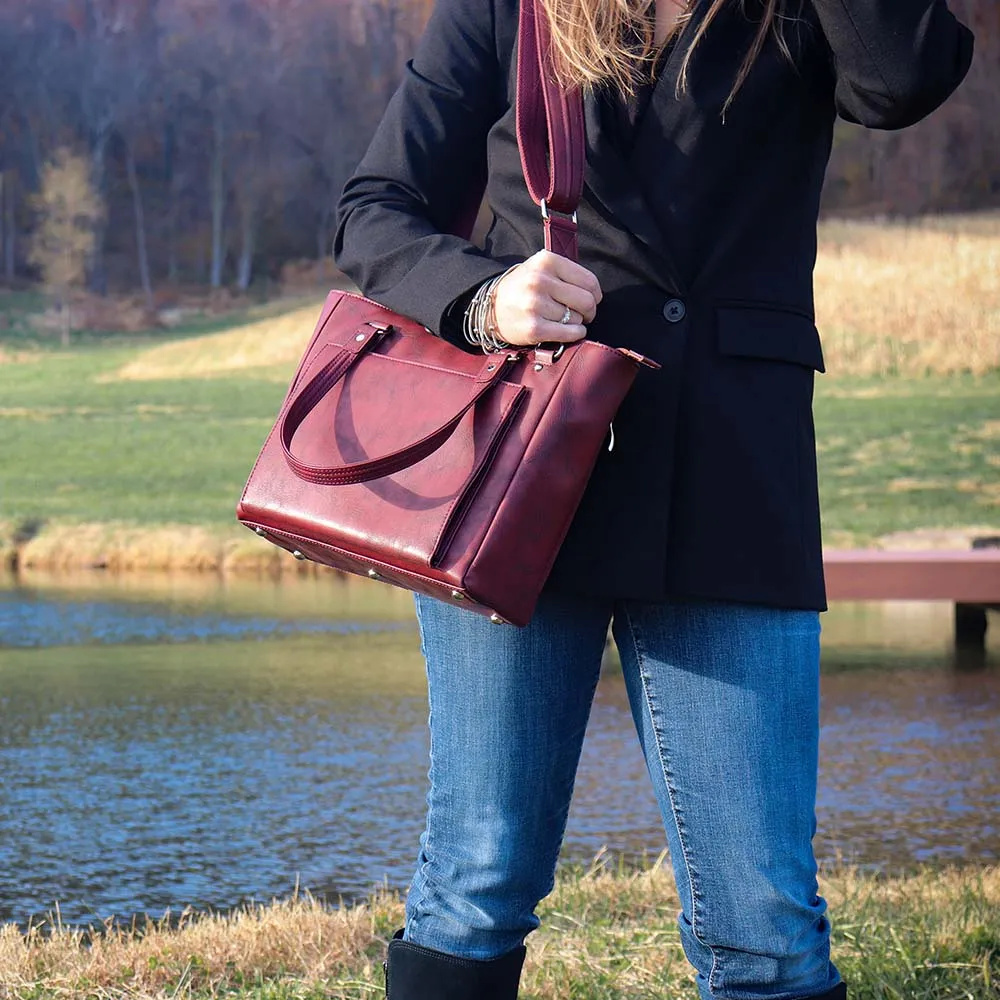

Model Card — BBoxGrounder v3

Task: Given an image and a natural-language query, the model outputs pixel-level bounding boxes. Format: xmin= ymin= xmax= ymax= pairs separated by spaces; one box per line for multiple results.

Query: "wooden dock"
xmin=824 ymin=547 xmax=1000 ymax=650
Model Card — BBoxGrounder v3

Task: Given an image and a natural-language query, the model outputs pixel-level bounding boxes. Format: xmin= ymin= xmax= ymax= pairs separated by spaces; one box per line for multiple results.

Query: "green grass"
xmin=0 ymin=346 xmax=285 ymax=526
xmin=0 ymin=298 xmax=997 ymax=554
xmin=814 ymin=376 xmax=1000 ymax=545
xmin=2 ymin=864 xmax=998 ymax=999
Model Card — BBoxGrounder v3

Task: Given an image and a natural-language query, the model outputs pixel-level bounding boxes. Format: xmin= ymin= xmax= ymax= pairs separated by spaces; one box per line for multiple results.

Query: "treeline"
xmin=0 ymin=0 xmax=430 ymax=297
xmin=0 ymin=0 xmax=995 ymax=299
xmin=823 ymin=0 xmax=999 ymax=215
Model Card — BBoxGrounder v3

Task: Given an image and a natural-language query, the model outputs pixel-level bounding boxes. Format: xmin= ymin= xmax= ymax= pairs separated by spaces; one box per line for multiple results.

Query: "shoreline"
xmin=2 ymin=520 xmax=997 ymax=581
xmin=0 ymin=521 xmax=335 ymax=578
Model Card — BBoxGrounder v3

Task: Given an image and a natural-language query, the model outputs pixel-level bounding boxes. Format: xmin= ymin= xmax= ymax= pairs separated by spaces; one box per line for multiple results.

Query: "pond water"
xmin=0 ymin=572 xmax=997 ymax=929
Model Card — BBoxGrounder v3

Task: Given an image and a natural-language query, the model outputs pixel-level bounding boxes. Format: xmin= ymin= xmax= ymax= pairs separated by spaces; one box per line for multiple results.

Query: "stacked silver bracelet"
xmin=462 ymin=265 xmax=520 ymax=353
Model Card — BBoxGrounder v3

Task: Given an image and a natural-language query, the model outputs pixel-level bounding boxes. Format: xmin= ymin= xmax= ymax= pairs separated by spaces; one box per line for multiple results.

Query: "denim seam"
xmin=408 ymin=595 xmax=435 ymax=939
xmin=622 ymin=605 xmax=721 ymax=989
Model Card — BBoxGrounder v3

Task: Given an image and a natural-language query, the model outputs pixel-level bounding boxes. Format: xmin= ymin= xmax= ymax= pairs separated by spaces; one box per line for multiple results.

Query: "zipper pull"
xmin=607 ymin=422 xmax=615 ymax=452
xmin=618 ymin=348 xmax=661 ymax=370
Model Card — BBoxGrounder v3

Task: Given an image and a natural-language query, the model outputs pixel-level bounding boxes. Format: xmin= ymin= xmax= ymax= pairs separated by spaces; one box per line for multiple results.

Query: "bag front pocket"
xmin=275 ymin=352 xmax=527 ymax=573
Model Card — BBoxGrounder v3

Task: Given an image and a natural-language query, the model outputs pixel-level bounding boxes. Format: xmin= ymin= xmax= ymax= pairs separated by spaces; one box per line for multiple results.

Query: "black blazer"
xmin=333 ymin=0 xmax=973 ymax=611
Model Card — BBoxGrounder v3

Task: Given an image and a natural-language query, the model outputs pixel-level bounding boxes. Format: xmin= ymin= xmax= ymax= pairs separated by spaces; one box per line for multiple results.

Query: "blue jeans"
xmin=406 ymin=591 xmax=842 ymax=999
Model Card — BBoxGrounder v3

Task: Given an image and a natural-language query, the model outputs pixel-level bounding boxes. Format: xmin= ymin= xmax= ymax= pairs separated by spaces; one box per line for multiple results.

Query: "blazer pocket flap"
xmin=716 ymin=306 xmax=826 ymax=372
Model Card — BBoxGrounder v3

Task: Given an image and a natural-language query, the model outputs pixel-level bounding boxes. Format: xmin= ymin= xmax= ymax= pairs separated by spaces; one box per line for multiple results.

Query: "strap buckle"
xmin=539 ymin=198 xmax=578 ymax=224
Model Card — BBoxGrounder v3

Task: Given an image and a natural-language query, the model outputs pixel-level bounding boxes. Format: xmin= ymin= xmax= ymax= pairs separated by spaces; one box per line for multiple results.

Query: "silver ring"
xmin=559 ymin=306 xmax=572 ymax=325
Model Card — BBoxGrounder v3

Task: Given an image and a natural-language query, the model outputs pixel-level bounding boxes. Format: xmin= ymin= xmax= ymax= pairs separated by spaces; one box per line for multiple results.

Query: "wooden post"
xmin=956 ymin=536 xmax=1000 ymax=658
xmin=955 ymin=603 xmax=988 ymax=650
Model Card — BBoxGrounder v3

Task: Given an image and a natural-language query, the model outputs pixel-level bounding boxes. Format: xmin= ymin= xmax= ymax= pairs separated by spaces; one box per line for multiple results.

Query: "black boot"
xmin=384 ymin=929 xmax=526 ymax=999
xmin=809 ymin=985 xmax=847 ymax=1000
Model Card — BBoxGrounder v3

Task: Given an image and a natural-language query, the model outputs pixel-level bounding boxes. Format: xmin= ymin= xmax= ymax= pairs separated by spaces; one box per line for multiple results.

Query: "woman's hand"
xmin=492 ymin=250 xmax=603 ymax=347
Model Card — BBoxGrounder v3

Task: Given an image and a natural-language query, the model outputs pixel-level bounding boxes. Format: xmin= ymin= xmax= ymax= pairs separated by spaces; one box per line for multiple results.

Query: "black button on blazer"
xmin=334 ymin=0 xmax=973 ymax=611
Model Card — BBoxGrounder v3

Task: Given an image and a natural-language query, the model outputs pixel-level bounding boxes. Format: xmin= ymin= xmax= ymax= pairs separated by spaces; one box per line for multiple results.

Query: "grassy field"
xmin=0 ymin=863 xmax=997 ymax=999
xmin=0 ymin=217 xmax=997 ymax=571
xmin=815 ymin=216 xmax=999 ymax=377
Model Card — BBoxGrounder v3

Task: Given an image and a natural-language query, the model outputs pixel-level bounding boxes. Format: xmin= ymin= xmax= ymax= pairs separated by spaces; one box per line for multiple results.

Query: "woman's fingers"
xmin=538 ymin=275 xmax=598 ymax=324
xmin=492 ymin=249 xmax=603 ymax=347
xmin=532 ymin=319 xmax=589 ymax=343
xmin=543 ymin=250 xmax=603 ymax=306
xmin=539 ymin=299 xmax=582 ymax=326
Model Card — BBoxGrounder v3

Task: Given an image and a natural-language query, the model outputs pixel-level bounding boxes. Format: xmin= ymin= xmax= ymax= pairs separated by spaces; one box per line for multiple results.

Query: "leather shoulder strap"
xmin=515 ymin=0 xmax=585 ymax=260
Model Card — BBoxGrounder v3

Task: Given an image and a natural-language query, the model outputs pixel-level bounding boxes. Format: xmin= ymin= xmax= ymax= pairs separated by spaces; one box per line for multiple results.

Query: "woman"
xmin=333 ymin=0 xmax=974 ymax=994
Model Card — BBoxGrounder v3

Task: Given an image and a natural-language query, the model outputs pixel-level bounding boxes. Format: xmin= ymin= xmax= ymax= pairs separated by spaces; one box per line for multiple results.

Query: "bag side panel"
xmin=464 ymin=344 xmax=639 ymax=624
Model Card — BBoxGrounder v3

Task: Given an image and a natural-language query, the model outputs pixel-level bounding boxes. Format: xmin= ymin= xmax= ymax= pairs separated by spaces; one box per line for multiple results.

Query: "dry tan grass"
xmin=0 ymin=348 xmax=40 ymax=365
xmin=0 ymin=888 xmax=389 ymax=999
xmin=109 ymin=302 xmax=326 ymax=382
xmin=7 ymin=521 xmax=399 ymax=577
xmin=1 ymin=865 xmax=996 ymax=999
xmin=105 ymin=217 xmax=999 ymax=384
xmin=12 ymin=522 xmax=320 ymax=575
xmin=815 ymin=216 xmax=1000 ymax=376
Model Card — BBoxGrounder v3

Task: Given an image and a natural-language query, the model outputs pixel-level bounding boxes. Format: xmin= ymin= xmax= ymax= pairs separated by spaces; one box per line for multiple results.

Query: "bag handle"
xmin=515 ymin=0 xmax=586 ymax=261
xmin=280 ymin=331 xmax=516 ymax=485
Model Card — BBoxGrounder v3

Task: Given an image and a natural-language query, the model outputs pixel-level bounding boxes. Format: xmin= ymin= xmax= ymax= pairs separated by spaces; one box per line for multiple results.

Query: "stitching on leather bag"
xmin=239 ymin=422 xmax=279 ymax=509
xmin=582 ymin=338 xmax=630 ymax=359
xmin=256 ymin=524 xmax=465 ymax=594
xmin=526 ymin=346 xmax=611 ymax=590
xmin=287 ymin=294 xmax=349 ymax=397
xmin=364 ymin=350 xmax=519 ymax=389
xmin=430 ymin=387 xmax=527 ymax=567
xmin=241 ymin=300 xmax=352 ymax=508
xmin=462 ymin=342 xmax=581 ymax=581
xmin=240 ymin=400 xmax=295 ymax=508
xmin=279 ymin=354 xmax=521 ymax=486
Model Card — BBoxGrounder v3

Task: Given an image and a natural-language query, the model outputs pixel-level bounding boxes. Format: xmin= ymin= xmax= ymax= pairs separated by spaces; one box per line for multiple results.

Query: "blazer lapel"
xmin=580 ymin=3 xmax=718 ymax=294
xmin=581 ymin=88 xmax=683 ymax=292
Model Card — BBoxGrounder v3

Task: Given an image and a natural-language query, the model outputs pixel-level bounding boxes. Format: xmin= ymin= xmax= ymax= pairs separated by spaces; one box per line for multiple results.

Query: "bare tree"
xmin=29 ymin=148 xmax=105 ymax=345
xmin=4 ymin=0 xmax=992 ymax=298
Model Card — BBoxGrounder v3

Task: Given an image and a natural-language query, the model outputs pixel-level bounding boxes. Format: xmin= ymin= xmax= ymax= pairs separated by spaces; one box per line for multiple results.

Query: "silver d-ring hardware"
xmin=552 ymin=344 xmax=566 ymax=361
xmin=292 ymin=550 xmax=306 ymax=561
xmin=539 ymin=199 xmax=578 ymax=224
xmin=367 ymin=568 xmax=381 ymax=580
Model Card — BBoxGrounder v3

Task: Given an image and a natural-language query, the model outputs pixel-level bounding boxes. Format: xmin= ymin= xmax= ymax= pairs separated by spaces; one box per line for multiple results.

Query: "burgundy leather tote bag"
xmin=236 ymin=0 xmax=658 ymax=626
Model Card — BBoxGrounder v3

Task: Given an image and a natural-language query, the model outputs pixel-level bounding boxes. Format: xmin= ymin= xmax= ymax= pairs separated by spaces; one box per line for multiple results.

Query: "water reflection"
xmin=0 ymin=632 xmax=431 ymax=929
xmin=0 ymin=593 xmax=412 ymax=647
xmin=0 ymin=574 xmax=996 ymax=929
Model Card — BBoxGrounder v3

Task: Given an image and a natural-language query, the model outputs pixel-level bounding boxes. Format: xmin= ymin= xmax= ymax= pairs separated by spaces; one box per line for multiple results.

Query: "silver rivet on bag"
xmin=355 ymin=333 xmax=365 ymax=342
xmin=292 ymin=550 xmax=306 ymax=561
xmin=254 ymin=527 xmax=268 ymax=537
xmin=489 ymin=613 xmax=506 ymax=625
xmin=451 ymin=590 xmax=464 ymax=600
xmin=368 ymin=568 xmax=381 ymax=579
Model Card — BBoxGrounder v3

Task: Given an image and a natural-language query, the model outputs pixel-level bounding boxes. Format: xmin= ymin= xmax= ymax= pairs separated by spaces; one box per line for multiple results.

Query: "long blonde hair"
xmin=539 ymin=0 xmax=792 ymax=111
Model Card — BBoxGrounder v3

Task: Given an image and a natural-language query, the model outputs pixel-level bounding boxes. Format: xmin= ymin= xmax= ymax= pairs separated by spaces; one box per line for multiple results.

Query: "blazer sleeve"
xmin=810 ymin=0 xmax=975 ymax=130
xmin=333 ymin=0 xmax=513 ymax=342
